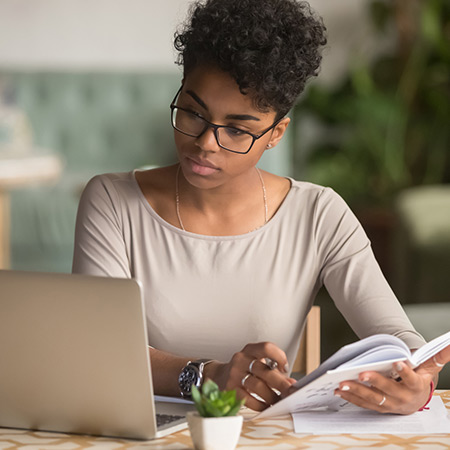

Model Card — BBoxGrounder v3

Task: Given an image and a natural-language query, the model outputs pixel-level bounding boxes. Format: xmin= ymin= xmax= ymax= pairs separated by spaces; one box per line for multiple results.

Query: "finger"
xmin=335 ymin=384 xmax=388 ymax=413
xmin=249 ymin=360 xmax=294 ymax=393
xmin=236 ymin=387 xmax=268 ymax=412
xmin=419 ymin=346 xmax=450 ymax=374
xmin=357 ymin=366 xmax=416 ymax=399
xmin=242 ymin=374 xmax=280 ymax=406
xmin=280 ymin=378 xmax=300 ymax=399
xmin=390 ymin=362 xmax=428 ymax=390
xmin=242 ymin=342 xmax=289 ymax=373
xmin=437 ymin=345 xmax=450 ymax=366
xmin=285 ymin=383 xmax=299 ymax=397
xmin=226 ymin=356 xmax=285 ymax=402
xmin=356 ymin=374 xmax=396 ymax=399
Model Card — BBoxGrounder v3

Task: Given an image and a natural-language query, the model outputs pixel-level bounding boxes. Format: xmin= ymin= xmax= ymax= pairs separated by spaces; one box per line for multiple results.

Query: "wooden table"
xmin=0 ymin=391 xmax=448 ymax=449
xmin=0 ymin=153 xmax=62 ymax=268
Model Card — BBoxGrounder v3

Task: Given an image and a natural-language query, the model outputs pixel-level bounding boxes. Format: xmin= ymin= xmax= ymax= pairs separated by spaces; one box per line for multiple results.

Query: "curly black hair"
xmin=174 ymin=0 xmax=327 ymax=118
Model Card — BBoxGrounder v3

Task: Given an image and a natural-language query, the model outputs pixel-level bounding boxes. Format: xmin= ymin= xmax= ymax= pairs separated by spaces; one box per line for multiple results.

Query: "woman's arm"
xmin=313 ymin=188 xmax=439 ymax=414
xmin=150 ymin=343 xmax=295 ymax=411
xmin=315 ymin=188 xmax=425 ymax=350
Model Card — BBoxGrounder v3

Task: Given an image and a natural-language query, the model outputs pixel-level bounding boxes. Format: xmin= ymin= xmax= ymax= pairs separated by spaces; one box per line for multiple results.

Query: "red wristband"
xmin=418 ymin=380 xmax=435 ymax=411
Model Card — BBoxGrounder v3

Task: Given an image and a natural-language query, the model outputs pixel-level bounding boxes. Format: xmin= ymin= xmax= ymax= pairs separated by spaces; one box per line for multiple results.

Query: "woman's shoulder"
xmin=289 ymin=178 xmax=329 ymax=194
xmin=82 ymin=171 xmax=136 ymax=201
xmin=134 ymin=165 xmax=176 ymax=194
xmin=286 ymin=178 xmax=342 ymax=205
xmin=83 ymin=166 xmax=174 ymax=198
xmin=281 ymin=178 xmax=355 ymax=223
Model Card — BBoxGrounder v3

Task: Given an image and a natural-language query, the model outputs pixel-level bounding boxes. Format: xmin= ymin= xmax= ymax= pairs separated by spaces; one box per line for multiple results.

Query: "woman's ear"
xmin=266 ymin=117 xmax=290 ymax=149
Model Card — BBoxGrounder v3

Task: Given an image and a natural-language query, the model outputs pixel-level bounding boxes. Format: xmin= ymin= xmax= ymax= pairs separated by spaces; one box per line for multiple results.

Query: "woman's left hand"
xmin=334 ymin=344 xmax=450 ymax=414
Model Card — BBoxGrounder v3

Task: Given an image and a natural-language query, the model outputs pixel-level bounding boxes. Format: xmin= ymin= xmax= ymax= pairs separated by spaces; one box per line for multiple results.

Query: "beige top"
xmin=72 ymin=171 xmax=425 ymax=367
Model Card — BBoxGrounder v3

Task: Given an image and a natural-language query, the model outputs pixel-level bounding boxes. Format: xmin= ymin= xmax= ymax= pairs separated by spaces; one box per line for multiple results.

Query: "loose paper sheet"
xmin=292 ymin=396 xmax=450 ymax=434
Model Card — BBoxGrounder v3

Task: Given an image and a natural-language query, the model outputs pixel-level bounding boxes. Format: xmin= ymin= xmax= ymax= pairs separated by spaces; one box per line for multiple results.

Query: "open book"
xmin=257 ymin=331 xmax=450 ymax=419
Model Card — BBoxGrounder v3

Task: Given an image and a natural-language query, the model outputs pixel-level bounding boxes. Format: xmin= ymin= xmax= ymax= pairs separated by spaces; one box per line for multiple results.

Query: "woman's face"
xmin=173 ymin=65 xmax=289 ymax=192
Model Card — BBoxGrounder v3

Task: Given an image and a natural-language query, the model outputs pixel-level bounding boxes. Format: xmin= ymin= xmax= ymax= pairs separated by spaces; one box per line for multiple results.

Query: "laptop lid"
xmin=0 ymin=270 xmax=187 ymax=440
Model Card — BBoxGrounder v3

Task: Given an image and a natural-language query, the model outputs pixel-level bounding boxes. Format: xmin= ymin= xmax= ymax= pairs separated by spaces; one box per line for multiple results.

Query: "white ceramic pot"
xmin=187 ymin=411 xmax=243 ymax=450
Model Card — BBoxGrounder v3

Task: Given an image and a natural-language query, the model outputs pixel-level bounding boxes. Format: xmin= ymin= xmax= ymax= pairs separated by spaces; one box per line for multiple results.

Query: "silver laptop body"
xmin=0 ymin=270 xmax=193 ymax=440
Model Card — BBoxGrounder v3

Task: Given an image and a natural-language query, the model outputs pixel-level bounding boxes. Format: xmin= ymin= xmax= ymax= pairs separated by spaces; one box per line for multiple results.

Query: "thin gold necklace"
xmin=175 ymin=164 xmax=268 ymax=232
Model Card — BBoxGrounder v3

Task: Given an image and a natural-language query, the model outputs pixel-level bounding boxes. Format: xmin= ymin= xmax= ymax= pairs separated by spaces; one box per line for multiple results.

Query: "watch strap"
xmin=178 ymin=359 xmax=214 ymax=398
xmin=190 ymin=359 xmax=214 ymax=370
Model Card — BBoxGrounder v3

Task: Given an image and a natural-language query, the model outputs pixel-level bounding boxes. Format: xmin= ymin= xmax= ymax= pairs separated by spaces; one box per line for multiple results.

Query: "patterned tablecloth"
xmin=0 ymin=391 xmax=449 ymax=449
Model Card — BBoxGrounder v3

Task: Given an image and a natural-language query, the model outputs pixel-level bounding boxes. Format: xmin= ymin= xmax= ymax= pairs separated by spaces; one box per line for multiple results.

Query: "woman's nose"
xmin=195 ymin=126 xmax=221 ymax=152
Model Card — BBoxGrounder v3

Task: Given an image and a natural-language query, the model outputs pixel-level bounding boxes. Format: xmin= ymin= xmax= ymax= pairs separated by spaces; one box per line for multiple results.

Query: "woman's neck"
xmin=175 ymin=165 xmax=268 ymax=235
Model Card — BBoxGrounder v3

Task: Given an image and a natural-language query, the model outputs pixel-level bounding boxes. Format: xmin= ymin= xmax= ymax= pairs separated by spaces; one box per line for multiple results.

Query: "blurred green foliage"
xmin=295 ymin=0 xmax=450 ymax=207
xmin=191 ymin=380 xmax=245 ymax=417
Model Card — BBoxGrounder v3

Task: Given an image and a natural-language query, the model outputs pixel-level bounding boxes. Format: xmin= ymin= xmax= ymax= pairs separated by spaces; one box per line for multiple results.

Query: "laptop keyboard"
xmin=156 ymin=413 xmax=185 ymax=428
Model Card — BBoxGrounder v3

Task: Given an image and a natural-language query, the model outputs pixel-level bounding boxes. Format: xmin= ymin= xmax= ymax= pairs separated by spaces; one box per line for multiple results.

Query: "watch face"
xmin=178 ymin=365 xmax=201 ymax=395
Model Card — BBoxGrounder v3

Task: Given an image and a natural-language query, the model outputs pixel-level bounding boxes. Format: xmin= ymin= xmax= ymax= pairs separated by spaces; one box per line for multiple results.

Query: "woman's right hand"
xmin=205 ymin=342 xmax=296 ymax=411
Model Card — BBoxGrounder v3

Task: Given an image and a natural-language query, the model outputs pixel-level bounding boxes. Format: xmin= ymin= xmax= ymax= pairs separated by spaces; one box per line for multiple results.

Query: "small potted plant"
xmin=187 ymin=379 xmax=245 ymax=450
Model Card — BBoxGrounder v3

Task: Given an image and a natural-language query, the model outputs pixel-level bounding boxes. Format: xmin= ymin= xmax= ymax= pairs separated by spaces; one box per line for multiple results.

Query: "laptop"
xmin=0 ymin=270 xmax=194 ymax=440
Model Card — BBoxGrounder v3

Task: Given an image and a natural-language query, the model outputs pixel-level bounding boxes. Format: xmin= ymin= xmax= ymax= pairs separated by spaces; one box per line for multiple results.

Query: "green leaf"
xmin=191 ymin=385 xmax=201 ymax=404
xmin=226 ymin=404 xmax=242 ymax=417
xmin=192 ymin=380 xmax=243 ymax=417
xmin=203 ymin=402 xmax=225 ymax=417
xmin=221 ymin=390 xmax=236 ymax=404
xmin=191 ymin=385 xmax=207 ymax=416
xmin=202 ymin=379 xmax=219 ymax=397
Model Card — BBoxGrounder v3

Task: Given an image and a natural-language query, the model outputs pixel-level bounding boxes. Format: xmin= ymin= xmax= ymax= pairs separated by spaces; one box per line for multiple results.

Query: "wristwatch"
xmin=178 ymin=359 xmax=214 ymax=399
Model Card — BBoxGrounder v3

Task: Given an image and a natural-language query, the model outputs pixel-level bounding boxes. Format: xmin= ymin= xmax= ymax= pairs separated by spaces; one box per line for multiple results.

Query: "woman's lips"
xmin=186 ymin=157 xmax=220 ymax=176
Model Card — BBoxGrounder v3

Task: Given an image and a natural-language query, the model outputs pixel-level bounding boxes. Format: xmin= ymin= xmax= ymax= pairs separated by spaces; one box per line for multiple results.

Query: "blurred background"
xmin=0 ymin=0 xmax=448 ymax=386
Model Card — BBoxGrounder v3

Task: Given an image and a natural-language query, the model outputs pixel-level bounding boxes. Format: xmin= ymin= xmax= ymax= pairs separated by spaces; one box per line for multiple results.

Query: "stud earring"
xmin=266 ymin=144 xmax=272 ymax=149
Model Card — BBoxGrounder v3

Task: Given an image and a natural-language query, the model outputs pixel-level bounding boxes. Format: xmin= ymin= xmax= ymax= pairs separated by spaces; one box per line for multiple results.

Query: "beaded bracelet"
xmin=418 ymin=380 xmax=435 ymax=411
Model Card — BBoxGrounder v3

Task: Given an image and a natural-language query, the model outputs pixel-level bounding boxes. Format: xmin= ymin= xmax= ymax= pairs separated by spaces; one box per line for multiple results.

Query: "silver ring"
xmin=433 ymin=356 xmax=444 ymax=368
xmin=249 ymin=359 xmax=257 ymax=374
xmin=265 ymin=358 xmax=278 ymax=370
xmin=241 ymin=373 xmax=251 ymax=388
xmin=378 ymin=395 xmax=386 ymax=406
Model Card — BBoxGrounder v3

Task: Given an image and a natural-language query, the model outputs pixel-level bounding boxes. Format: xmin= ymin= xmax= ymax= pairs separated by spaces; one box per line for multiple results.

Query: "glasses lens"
xmin=171 ymin=106 xmax=254 ymax=153
xmin=172 ymin=108 xmax=206 ymax=137
xmin=217 ymin=127 xmax=253 ymax=153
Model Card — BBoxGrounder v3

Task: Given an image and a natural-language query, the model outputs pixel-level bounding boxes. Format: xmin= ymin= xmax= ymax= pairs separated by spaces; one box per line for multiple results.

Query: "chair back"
xmin=292 ymin=306 xmax=320 ymax=376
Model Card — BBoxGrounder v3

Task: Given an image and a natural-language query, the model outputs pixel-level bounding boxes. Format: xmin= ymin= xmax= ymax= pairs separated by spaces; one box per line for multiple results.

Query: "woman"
xmin=73 ymin=0 xmax=448 ymax=413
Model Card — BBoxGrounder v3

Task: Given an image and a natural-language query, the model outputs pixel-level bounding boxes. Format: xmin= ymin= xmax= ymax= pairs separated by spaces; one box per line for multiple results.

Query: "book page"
xmin=257 ymin=331 xmax=449 ymax=419
xmin=412 ymin=331 xmax=450 ymax=367
xmin=257 ymin=358 xmax=406 ymax=419
xmin=292 ymin=396 xmax=450 ymax=434
xmin=338 ymin=344 xmax=411 ymax=369
xmin=293 ymin=334 xmax=409 ymax=391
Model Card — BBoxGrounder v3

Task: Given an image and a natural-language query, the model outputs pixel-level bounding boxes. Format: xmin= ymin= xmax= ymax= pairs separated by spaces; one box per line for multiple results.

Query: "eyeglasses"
xmin=170 ymin=87 xmax=282 ymax=154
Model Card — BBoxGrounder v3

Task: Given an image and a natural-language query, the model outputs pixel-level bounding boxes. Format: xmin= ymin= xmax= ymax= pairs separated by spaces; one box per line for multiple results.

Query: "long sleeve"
xmin=314 ymin=188 xmax=425 ymax=350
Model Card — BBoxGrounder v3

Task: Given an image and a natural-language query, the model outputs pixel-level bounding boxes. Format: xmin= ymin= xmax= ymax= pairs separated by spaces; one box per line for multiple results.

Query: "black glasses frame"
xmin=170 ymin=87 xmax=283 ymax=154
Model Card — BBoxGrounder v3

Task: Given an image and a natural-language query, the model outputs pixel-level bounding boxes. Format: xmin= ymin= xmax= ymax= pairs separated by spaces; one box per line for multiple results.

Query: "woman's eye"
xmin=225 ymin=127 xmax=246 ymax=137
xmin=191 ymin=110 xmax=203 ymax=118
xmin=184 ymin=109 xmax=205 ymax=122
xmin=178 ymin=104 xmax=202 ymax=118
xmin=183 ymin=108 xmax=203 ymax=119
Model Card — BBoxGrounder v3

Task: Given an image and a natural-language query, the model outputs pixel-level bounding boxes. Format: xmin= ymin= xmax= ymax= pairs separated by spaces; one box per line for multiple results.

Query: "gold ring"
xmin=241 ymin=373 xmax=251 ymax=388
xmin=249 ymin=359 xmax=257 ymax=374
xmin=378 ymin=395 xmax=386 ymax=406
